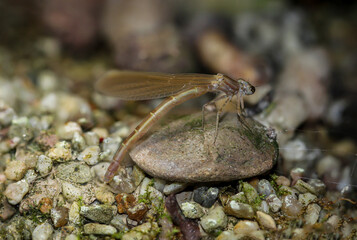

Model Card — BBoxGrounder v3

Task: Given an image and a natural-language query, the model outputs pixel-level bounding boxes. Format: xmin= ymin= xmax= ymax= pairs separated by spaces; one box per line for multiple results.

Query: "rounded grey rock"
xmin=56 ymin=162 xmax=93 ymax=184
xmin=130 ymin=113 xmax=278 ymax=182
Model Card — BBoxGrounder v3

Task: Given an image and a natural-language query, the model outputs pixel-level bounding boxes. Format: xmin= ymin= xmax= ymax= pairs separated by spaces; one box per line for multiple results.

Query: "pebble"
xmin=240 ymin=182 xmax=259 ymax=204
xmin=62 ymin=181 xmax=95 ymax=204
xmin=316 ymin=155 xmax=340 ymax=176
xmin=224 ymin=200 xmax=255 ymax=219
xmin=91 ymin=162 xmax=110 ymax=182
xmin=130 ymin=113 xmax=278 ymax=182
xmin=281 ymin=195 xmax=303 ymax=217
xmin=294 ymin=179 xmax=317 ymax=195
xmin=193 ymin=186 xmax=219 ymax=208
xmin=56 ymin=94 xmax=92 ymax=123
xmin=92 ymin=127 xmax=109 ymax=139
xmin=275 ymin=175 xmax=291 ymax=186
xmin=36 ymin=155 xmax=53 ymax=176
xmin=298 ymin=192 xmax=317 ymax=206
xmin=77 ymin=146 xmax=100 ymax=165
xmin=4 ymin=160 xmax=28 ymax=180
xmin=57 ymin=121 xmax=82 ymax=140
xmin=4 ymin=180 xmax=30 ymax=205
xmin=0 ymin=101 xmax=15 ymax=126
xmin=121 ymin=222 xmax=159 ymax=240
xmin=266 ymin=194 xmax=282 ymax=212
xmin=216 ymin=231 xmax=239 ymax=240
xmin=68 ymin=202 xmax=81 ymax=225
xmin=80 ymin=204 xmax=117 ymax=224
xmin=83 ymin=223 xmax=117 ymax=235
xmin=56 ymin=162 xmax=93 ymax=184
xmin=32 ymin=222 xmax=53 ymax=240
xmin=39 ymin=197 xmax=53 ymax=214
xmin=256 ymin=211 xmax=276 ymax=230
xmin=307 ymin=178 xmax=326 ymax=195
xmin=110 ymin=214 xmax=129 ymax=232
xmin=257 ymin=179 xmax=275 ymax=198
xmin=290 ymin=167 xmax=305 ymax=185
xmin=101 ymin=137 xmax=122 ymax=161
xmin=163 ymin=182 xmax=187 ymax=195
xmin=180 ymin=201 xmax=205 ymax=219
xmin=51 ymin=206 xmax=69 ymax=228
xmin=304 ymin=203 xmax=321 ymax=225
xmin=84 ymin=131 xmax=99 ymax=146
xmin=9 ymin=116 xmax=34 ymax=141
xmin=175 ymin=191 xmax=193 ymax=206
xmin=115 ymin=193 xmax=136 ymax=214
xmin=24 ymin=169 xmax=38 ymax=184
xmin=230 ymin=192 xmax=247 ymax=203
xmin=132 ymin=165 xmax=146 ymax=187
xmin=47 ymin=141 xmax=72 ymax=162
xmin=109 ymin=168 xmax=136 ymax=194
xmin=95 ymin=187 xmax=115 ymax=204
xmin=110 ymin=121 xmax=130 ymax=138
xmin=257 ymin=200 xmax=269 ymax=213
xmin=127 ymin=202 xmax=148 ymax=221
xmin=233 ymin=220 xmax=259 ymax=233
xmin=71 ymin=131 xmax=86 ymax=151
xmin=0 ymin=196 xmax=16 ymax=221
xmin=200 ymin=205 xmax=227 ymax=233
xmin=326 ymin=215 xmax=340 ymax=229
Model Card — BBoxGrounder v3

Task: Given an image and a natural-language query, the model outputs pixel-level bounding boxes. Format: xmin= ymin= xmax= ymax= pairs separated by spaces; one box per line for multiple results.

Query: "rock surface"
xmin=130 ymin=113 xmax=278 ymax=182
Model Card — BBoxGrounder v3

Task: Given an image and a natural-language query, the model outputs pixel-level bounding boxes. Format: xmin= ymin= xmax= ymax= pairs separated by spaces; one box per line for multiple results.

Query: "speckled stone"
xmin=130 ymin=113 xmax=278 ymax=182
xmin=56 ymin=162 xmax=93 ymax=184
xmin=36 ymin=155 xmax=53 ymax=177
xmin=77 ymin=146 xmax=100 ymax=165
xmin=304 ymin=203 xmax=321 ymax=225
xmin=224 ymin=200 xmax=255 ymax=219
xmin=163 ymin=182 xmax=187 ymax=195
xmin=32 ymin=222 xmax=53 ymax=240
xmin=51 ymin=206 xmax=69 ymax=228
xmin=180 ymin=201 xmax=205 ymax=219
xmin=47 ymin=141 xmax=72 ymax=162
xmin=193 ymin=186 xmax=219 ymax=208
xmin=5 ymin=160 xmax=28 ymax=181
xmin=200 ymin=205 xmax=227 ymax=233
xmin=80 ymin=204 xmax=117 ymax=224
xmin=0 ymin=196 xmax=16 ymax=221
xmin=281 ymin=195 xmax=303 ymax=217
xmin=83 ymin=223 xmax=117 ymax=235
xmin=266 ymin=194 xmax=282 ymax=213
xmin=127 ymin=202 xmax=148 ymax=221
xmin=257 ymin=179 xmax=276 ymax=197
xmin=4 ymin=180 xmax=29 ymax=205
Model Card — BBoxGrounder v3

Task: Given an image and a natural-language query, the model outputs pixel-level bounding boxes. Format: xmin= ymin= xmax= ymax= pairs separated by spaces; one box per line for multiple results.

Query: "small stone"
xmin=230 ymin=192 xmax=247 ymax=203
xmin=115 ymin=193 xmax=136 ymax=214
xmin=256 ymin=211 xmax=276 ymax=230
xmin=298 ymin=193 xmax=317 ymax=206
xmin=56 ymin=162 xmax=93 ymax=184
xmin=304 ymin=203 xmax=321 ymax=225
xmin=293 ymin=179 xmax=317 ymax=195
xmin=224 ymin=200 xmax=255 ymax=219
xmin=233 ymin=220 xmax=259 ymax=234
xmin=9 ymin=116 xmax=34 ymax=141
xmin=35 ymin=133 xmax=58 ymax=150
xmin=32 ymin=222 xmax=53 ymax=240
xmin=95 ymin=187 xmax=115 ymax=204
xmin=111 ymin=214 xmax=129 ymax=232
xmin=290 ymin=167 xmax=305 ymax=185
xmin=71 ymin=131 xmax=86 ymax=151
xmin=47 ymin=141 xmax=72 ymax=162
xmin=39 ymin=197 xmax=53 ymax=214
xmin=83 ymin=223 xmax=117 ymax=235
xmin=92 ymin=127 xmax=109 ymax=139
xmin=193 ymin=186 xmax=219 ymax=208
xmin=36 ymin=155 xmax=53 ymax=176
xmin=163 ymin=182 xmax=187 ymax=195
xmin=281 ymin=195 xmax=303 ymax=217
xmin=69 ymin=202 xmax=81 ymax=225
xmin=101 ymin=137 xmax=121 ymax=161
xmin=132 ymin=165 xmax=145 ymax=187
xmin=130 ymin=113 xmax=278 ymax=182
xmin=121 ymin=222 xmax=159 ymax=240
xmin=5 ymin=160 xmax=28 ymax=180
xmin=326 ymin=215 xmax=340 ymax=229
xmin=266 ymin=194 xmax=282 ymax=213
xmin=92 ymin=162 xmax=110 ymax=182
xmin=307 ymin=179 xmax=326 ymax=195
xmin=216 ymin=231 xmax=239 ymax=240
xmin=127 ymin=202 xmax=148 ymax=221
xmin=4 ymin=180 xmax=29 ymax=205
xmin=62 ymin=181 xmax=95 ymax=204
xmin=57 ymin=121 xmax=82 ymax=140
xmin=84 ymin=131 xmax=99 ymax=146
xmin=80 ymin=204 xmax=117 ymax=224
xmin=257 ymin=200 xmax=269 ymax=213
xmin=257 ymin=179 xmax=276 ymax=197
xmin=0 ymin=196 xmax=16 ymax=221
xmin=152 ymin=178 xmax=166 ymax=192
xmin=181 ymin=201 xmax=205 ymax=219
xmin=240 ymin=182 xmax=259 ymax=204
xmin=275 ymin=176 xmax=291 ymax=186
xmin=200 ymin=206 xmax=227 ymax=233
xmin=24 ymin=169 xmax=37 ymax=185
xmin=77 ymin=146 xmax=100 ymax=165
xmin=109 ymin=168 xmax=136 ymax=193
xmin=0 ymin=101 xmax=15 ymax=126
xmin=51 ymin=206 xmax=69 ymax=228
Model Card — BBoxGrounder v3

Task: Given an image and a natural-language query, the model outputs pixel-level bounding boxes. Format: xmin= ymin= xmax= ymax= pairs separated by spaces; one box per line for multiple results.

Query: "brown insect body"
xmin=95 ymin=71 xmax=255 ymax=182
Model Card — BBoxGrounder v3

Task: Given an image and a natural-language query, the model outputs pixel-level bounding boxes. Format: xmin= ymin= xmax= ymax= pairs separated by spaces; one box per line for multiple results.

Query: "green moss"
xmin=112 ymin=231 xmax=126 ymax=239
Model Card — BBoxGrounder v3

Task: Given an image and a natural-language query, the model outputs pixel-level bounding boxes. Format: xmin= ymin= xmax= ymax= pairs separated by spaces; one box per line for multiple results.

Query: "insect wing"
xmin=95 ymin=70 xmax=214 ymax=100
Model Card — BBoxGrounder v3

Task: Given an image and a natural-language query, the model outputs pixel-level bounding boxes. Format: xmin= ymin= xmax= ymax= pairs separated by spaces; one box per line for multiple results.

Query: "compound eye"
xmin=250 ymin=86 xmax=255 ymax=94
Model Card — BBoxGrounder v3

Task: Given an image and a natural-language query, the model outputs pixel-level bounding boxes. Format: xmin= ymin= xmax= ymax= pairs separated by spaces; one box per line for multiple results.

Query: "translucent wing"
xmin=95 ymin=70 xmax=215 ymax=100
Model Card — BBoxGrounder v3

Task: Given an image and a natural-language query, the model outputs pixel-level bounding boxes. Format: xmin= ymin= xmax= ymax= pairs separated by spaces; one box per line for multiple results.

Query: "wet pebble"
xmin=57 ymin=121 xmax=82 ymax=140
xmin=224 ymin=200 xmax=255 ymax=219
xmin=127 ymin=202 xmax=148 ymax=221
xmin=32 ymin=222 xmax=53 ymax=240
xmin=91 ymin=162 xmax=110 ymax=182
xmin=80 ymin=204 xmax=117 ymax=224
xmin=298 ymin=192 xmax=317 ymax=206
xmin=130 ymin=113 xmax=278 ymax=182
xmin=266 ymin=194 xmax=282 ymax=212
xmin=193 ymin=186 xmax=219 ymax=208
xmin=56 ymin=162 xmax=93 ymax=184
xmin=293 ymin=179 xmax=317 ymax=195
xmin=9 ymin=117 xmax=34 ymax=141
xmin=39 ymin=197 xmax=53 ymax=214
xmin=256 ymin=211 xmax=276 ymax=230
xmin=47 ymin=141 xmax=72 ymax=162
xmin=115 ymin=193 xmax=136 ymax=214
xmin=51 ymin=206 xmax=69 ymax=228
xmin=304 ymin=203 xmax=321 ymax=225
xmin=4 ymin=160 xmax=28 ymax=181
xmin=109 ymin=168 xmax=136 ymax=193
xmin=281 ymin=195 xmax=303 ymax=217
xmin=71 ymin=131 xmax=86 ymax=151
xmin=307 ymin=178 xmax=326 ymax=195
xmin=36 ymin=155 xmax=53 ymax=176
xmin=163 ymin=182 xmax=187 ymax=195
xmin=77 ymin=146 xmax=100 ymax=165
xmin=290 ymin=167 xmax=305 ymax=185
xmin=200 ymin=205 xmax=227 ymax=233
xmin=180 ymin=201 xmax=205 ymax=219
xmin=257 ymin=179 xmax=275 ymax=197
xmin=4 ymin=180 xmax=29 ymax=205
xmin=83 ymin=223 xmax=117 ymax=235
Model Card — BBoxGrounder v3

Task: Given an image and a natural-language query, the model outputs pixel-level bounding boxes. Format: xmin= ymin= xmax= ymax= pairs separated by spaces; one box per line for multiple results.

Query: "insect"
xmin=95 ymin=71 xmax=255 ymax=182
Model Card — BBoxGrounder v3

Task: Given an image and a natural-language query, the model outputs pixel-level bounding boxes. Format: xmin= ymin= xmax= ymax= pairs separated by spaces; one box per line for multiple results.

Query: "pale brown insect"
xmin=95 ymin=71 xmax=255 ymax=182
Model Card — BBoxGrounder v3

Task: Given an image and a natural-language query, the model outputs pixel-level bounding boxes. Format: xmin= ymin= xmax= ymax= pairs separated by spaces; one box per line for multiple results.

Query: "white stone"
xmin=47 ymin=141 xmax=72 ymax=162
xmin=36 ymin=155 xmax=53 ymax=176
xmin=4 ymin=160 xmax=28 ymax=180
xmin=84 ymin=131 xmax=99 ymax=146
xmin=32 ymin=222 xmax=53 ymax=240
xmin=256 ymin=211 xmax=276 ymax=230
xmin=78 ymin=146 xmax=100 ymax=165
xmin=4 ymin=179 xmax=29 ymax=205
xmin=57 ymin=121 xmax=82 ymax=140
xmin=69 ymin=202 xmax=81 ymax=225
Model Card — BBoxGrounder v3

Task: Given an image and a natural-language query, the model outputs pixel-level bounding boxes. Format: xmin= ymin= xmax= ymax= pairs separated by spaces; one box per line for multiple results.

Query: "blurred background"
xmin=0 ymin=0 xmax=356 ymax=195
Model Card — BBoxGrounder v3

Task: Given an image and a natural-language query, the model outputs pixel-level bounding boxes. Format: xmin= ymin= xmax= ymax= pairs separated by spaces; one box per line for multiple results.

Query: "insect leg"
xmin=213 ymin=96 xmax=232 ymax=144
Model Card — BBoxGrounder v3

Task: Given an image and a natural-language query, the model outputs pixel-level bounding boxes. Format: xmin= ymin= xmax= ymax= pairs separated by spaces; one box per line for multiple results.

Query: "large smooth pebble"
xmin=130 ymin=113 xmax=278 ymax=182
